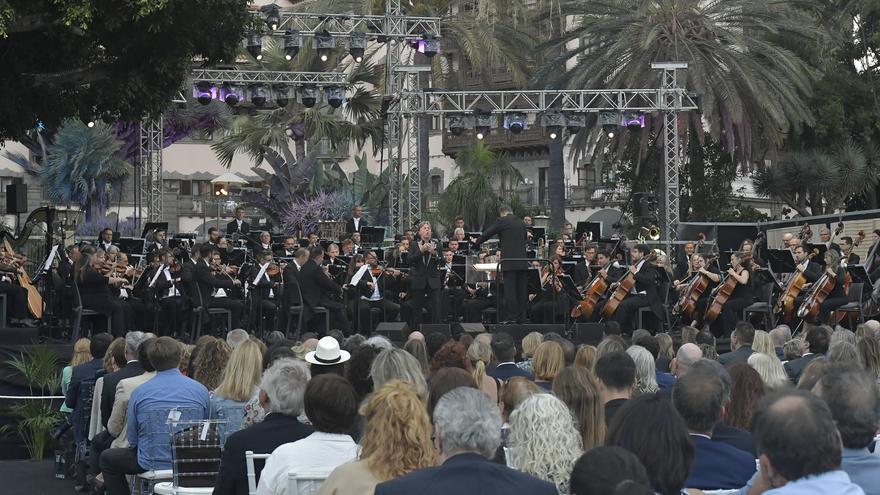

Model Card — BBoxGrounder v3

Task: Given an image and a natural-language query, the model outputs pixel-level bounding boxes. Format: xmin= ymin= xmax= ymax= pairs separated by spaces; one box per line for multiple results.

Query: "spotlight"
xmin=474 ymin=111 xmax=492 ymax=140
xmin=261 ymin=4 xmax=281 ymax=31
xmin=220 ymin=83 xmax=243 ymax=106
xmin=247 ymin=33 xmax=263 ymax=61
xmin=447 ymin=114 xmax=467 ymax=136
xmin=315 ymin=30 xmax=334 ymax=63
xmin=299 ymin=85 xmax=318 ymax=108
xmin=193 ymin=81 xmax=216 ymax=105
xmin=250 ymin=85 xmax=269 ymax=108
xmin=564 ymin=112 xmax=585 ymax=135
xmin=86 ymin=119 xmax=95 ymax=128
xmin=598 ymin=111 xmax=619 ymax=138
xmin=504 ymin=112 xmax=527 ymax=134
xmin=283 ymin=30 xmax=301 ymax=60
xmin=273 ymin=85 xmax=290 ymax=107
xmin=418 ymin=34 xmax=439 ymax=58
xmin=349 ymin=32 xmax=366 ymax=63
xmin=621 ymin=111 xmax=645 ymax=130
xmin=325 ymin=86 xmax=345 ymax=109
xmin=541 ymin=110 xmax=565 ymax=140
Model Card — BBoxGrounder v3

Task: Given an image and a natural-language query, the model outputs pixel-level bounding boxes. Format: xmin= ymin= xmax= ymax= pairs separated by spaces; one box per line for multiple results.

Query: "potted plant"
xmin=1 ymin=345 xmax=62 ymax=459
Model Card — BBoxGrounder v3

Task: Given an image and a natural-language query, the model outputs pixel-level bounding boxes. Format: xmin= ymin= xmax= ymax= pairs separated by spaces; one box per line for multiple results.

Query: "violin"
xmin=267 ymin=263 xmax=282 ymax=277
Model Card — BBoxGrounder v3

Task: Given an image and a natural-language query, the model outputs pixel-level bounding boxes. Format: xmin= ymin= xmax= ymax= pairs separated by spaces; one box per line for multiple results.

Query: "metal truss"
xmin=390 ymin=88 xmax=697 ymax=115
xmin=655 ymin=63 xmax=686 ymax=254
xmin=191 ymin=69 xmax=348 ymax=86
xmin=272 ymin=12 xmax=441 ymax=41
xmin=138 ymin=117 xmax=164 ymax=230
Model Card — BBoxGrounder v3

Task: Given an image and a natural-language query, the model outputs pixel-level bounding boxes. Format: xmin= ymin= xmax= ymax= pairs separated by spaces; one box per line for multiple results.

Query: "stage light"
xmin=247 ymin=33 xmax=263 ymax=61
xmin=274 ymin=85 xmax=290 ymax=107
xmin=220 ymin=83 xmax=243 ymax=106
xmin=325 ymin=86 xmax=345 ymax=108
xmin=86 ymin=119 xmax=95 ymax=128
xmin=283 ymin=30 xmax=301 ymax=60
xmin=474 ymin=111 xmax=492 ymax=140
xmin=418 ymin=34 xmax=439 ymax=58
xmin=262 ymin=4 xmax=281 ymax=31
xmin=315 ymin=30 xmax=335 ymax=62
xmin=250 ymin=85 xmax=269 ymax=108
xmin=447 ymin=114 xmax=467 ymax=136
xmin=565 ymin=112 xmax=586 ymax=135
xmin=597 ymin=111 xmax=619 ymax=138
xmin=621 ymin=111 xmax=645 ymax=130
xmin=349 ymin=32 xmax=366 ymax=63
xmin=299 ymin=85 xmax=318 ymax=108
xmin=504 ymin=112 xmax=527 ymax=134
xmin=541 ymin=110 xmax=565 ymax=140
xmin=193 ymin=81 xmax=217 ymax=105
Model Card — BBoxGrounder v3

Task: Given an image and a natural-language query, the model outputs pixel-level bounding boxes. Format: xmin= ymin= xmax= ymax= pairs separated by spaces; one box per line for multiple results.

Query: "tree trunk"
xmin=688 ymin=134 xmax=706 ymax=221
xmin=548 ymin=141 xmax=566 ymax=231
xmin=294 ymin=138 xmax=306 ymax=164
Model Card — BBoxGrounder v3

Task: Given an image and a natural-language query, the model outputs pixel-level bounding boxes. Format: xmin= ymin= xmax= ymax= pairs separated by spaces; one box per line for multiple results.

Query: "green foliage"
xmin=344 ymin=152 xmax=390 ymax=225
xmin=42 ymin=120 xmax=131 ymax=222
xmin=0 ymin=345 xmax=61 ymax=460
xmin=0 ymin=0 xmax=251 ymax=141
xmin=438 ymin=143 xmax=522 ymax=230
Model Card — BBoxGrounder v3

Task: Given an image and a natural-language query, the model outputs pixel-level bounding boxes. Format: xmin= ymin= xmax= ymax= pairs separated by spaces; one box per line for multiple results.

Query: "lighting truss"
xmin=190 ymin=69 xmax=348 ymax=86
xmin=269 ymin=12 xmax=441 ymax=41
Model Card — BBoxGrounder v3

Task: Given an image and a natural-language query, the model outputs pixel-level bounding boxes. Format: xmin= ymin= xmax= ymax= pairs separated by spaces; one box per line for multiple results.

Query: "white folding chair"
xmin=245 ymin=451 xmax=271 ymax=495
xmin=286 ymin=471 xmax=330 ymax=495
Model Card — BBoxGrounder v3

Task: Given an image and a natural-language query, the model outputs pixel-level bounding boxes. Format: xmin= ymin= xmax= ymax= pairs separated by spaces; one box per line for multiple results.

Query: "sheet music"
xmin=350 ymin=264 xmax=370 ymax=287
xmin=42 ymin=245 xmax=59 ymax=271
xmin=148 ymin=264 xmax=165 ymax=288
xmin=253 ymin=263 xmax=269 ymax=285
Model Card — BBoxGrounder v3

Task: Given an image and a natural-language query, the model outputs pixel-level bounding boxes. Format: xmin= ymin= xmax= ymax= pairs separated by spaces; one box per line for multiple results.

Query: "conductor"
xmin=472 ymin=206 xmax=528 ymax=323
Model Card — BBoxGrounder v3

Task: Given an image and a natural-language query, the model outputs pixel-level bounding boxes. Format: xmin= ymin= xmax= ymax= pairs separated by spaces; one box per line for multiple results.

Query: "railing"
xmin=567 ymin=185 xmax=630 ymax=207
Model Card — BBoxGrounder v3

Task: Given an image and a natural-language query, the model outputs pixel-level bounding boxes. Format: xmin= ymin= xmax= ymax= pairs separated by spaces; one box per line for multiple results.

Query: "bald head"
xmin=407 ymin=331 xmax=425 ymax=342
xmin=303 ymin=338 xmax=319 ymax=351
xmin=673 ymin=343 xmax=702 ymax=377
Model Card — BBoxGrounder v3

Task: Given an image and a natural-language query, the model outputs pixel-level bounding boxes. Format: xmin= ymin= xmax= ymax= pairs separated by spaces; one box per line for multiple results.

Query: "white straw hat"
xmin=305 ymin=336 xmax=350 ymax=366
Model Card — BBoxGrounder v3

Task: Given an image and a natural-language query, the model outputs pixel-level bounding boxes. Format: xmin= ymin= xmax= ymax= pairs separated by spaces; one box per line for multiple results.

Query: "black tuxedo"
xmin=191 ymin=260 xmax=242 ymax=329
xmin=374 ymin=453 xmax=556 ymax=495
xmin=152 ymin=268 xmax=187 ymax=337
xmin=719 ymin=344 xmax=754 ymax=366
xmin=213 ymin=414 xmax=313 ymax=495
xmin=784 ymin=352 xmax=819 ymax=383
xmin=407 ymin=240 xmax=442 ymax=326
xmin=251 ymin=265 xmax=283 ymax=333
xmin=844 ymin=252 xmax=861 ymax=265
xmin=226 ymin=219 xmax=250 ymax=236
xmin=297 ymin=259 xmax=348 ymax=334
xmin=353 ymin=268 xmax=400 ymax=333
xmin=474 ymin=214 xmax=529 ymax=322
xmin=345 ymin=216 xmax=366 ymax=235
xmin=602 ymin=261 xmax=661 ymax=334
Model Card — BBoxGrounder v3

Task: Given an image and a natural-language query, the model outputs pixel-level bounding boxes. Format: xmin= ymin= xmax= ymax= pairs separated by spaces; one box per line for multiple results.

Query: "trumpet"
xmin=638 ymin=226 xmax=661 ymax=242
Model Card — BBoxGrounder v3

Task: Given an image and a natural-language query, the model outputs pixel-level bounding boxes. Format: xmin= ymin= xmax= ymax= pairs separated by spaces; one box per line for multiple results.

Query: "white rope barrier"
xmin=0 ymin=395 xmax=65 ymax=399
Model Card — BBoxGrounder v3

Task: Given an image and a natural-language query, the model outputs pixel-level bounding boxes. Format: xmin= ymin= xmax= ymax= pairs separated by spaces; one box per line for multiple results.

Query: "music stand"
xmin=575 ymin=222 xmax=601 ymax=242
xmin=530 ymin=227 xmax=546 ymax=241
xmin=117 ymin=238 xmax=145 ymax=256
xmin=526 ymin=267 xmax=542 ymax=295
xmin=141 ymin=222 xmax=168 ymax=239
xmin=807 ymin=244 xmax=829 ymax=266
xmin=847 ymin=265 xmax=873 ymax=293
xmin=767 ymin=249 xmax=796 ymax=274
xmin=361 ymin=226 xmax=386 ymax=245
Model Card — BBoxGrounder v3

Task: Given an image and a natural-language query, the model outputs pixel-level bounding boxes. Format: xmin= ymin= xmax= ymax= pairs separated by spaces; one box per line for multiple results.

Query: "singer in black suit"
xmin=472 ymin=206 xmax=529 ymax=323
xmin=344 ymin=205 xmax=367 ymax=235
xmin=226 ymin=207 xmax=250 ymax=236
xmin=407 ymin=221 xmax=442 ymax=327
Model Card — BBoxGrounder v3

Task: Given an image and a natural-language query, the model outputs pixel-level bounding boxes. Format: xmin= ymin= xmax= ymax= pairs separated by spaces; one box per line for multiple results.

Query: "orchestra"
xmin=5 ymin=202 xmax=880 ymax=343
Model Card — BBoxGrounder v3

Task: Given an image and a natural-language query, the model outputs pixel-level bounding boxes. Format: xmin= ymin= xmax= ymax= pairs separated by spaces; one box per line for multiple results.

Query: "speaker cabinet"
xmin=6 ymin=183 xmax=26 ymax=214
xmin=573 ymin=323 xmax=606 ymax=346
xmin=374 ymin=322 xmax=410 ymax=344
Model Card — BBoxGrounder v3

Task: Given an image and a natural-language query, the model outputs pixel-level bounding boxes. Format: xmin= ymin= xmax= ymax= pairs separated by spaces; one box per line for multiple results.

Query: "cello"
xmin=600 ymin=270 xmax=635 ymax=319
xmin=704 ymin=255 xmax=750 ymax=324
xmin=571 ymin=269 xmax=609 ymax=319
xmin=775 ymin=253 xmax=816 ymax=322
xmin=674 ymin=271 xmax=710 ymax=320
xmin=796 ymin=270 xmax=837 ymax=321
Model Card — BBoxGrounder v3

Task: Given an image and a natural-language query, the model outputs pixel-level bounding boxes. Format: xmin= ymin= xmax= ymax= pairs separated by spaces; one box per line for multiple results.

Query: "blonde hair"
xmin=655 ymin=333 xmax=674 ymax=361
xmin=215 ymin=339 xmax=263 ymax=402
xmin=747 ymin=353 xmax=790 ymax=391
xmin=521 ymin=332 xmax=543 ymax=359
xmin=752 ymin=330 xmax=775 ymax=357
xmin=71 ymin=338 xmax=92 ymax=367
xmin=179 ymin=345 xmax=193 ymax=375
xmin=533 ymin=341 xmax=565 ymax=382
xmin=467 ymin=340 xmax=492 ymax=392
xmin=552 ymin=365 xmax=605 ymax=450
xmin=359 ymin=380 xmax=438 ymax=480
xmin=193 ymin=338 xmax=232 ymax=390
xmin=574 ymin=345 xmax=597 ymax=371
xmin=104 ymin=337 xmax=125 ymax=373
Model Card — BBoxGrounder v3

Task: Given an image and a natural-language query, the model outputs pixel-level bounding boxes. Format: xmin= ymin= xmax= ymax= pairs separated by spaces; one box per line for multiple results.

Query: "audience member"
xmin=719 ymin=322 xmax=755 ymax=365
xmin=346 ymin=345 xmax=383 ymax=402
xmin=595 ymin=351 xmax=636 ymax=427
xmin=569 ymin=446 xmax=653 ymax=495
xmin=257 ymin=374 xmax=359 ymax=495
xmin=371 ymin=348 xmax=429 ymax=400
xmin=769 ymin=326 xmax=791 ymax=360
xmin=517 ymin=331 xmax=543 ymax=374
xmin=533 ymin=341 xmax=565 ymax=390
xmin=226 ymin=329 xmax=250 ymax=349
xmin=489 ymin=332 xmax=533 ymax=381
xmin=60 ymin=338 xmax=92 ymax=415
xmin=403 ymin=338 xmax=430 ymax=377
xmin=781 ymin=338 xmax=803 ymax=361
xmin=424 ymin=332 xmax=450 ymax=360
xmin=747 ymin=352 xmax=791 ymax=391
xmin=318 ymin=381 xmax=437 ymax=495
xmin=725 ymin=362 xmax=765 ymax=432
xmin=467 ymin=340 xmax=499 ymax=402
xmin=429 ymin=341 xmax=471 ymax=376
xmin=100 ymin=337 xmax=210 ymax=495
xmin=106 ymin=338 xmax=156 ymax=450
xmin=607 ymin=394 xmax=694 ymax=495
xmin=672 ymin=367 xmax=756 ymax=490
xmin=374 ymin=387 xmax=557 ymax=495
xmin=596 ymin=335 xmax=626 ymax=357
xmin=544 ymin=333 xmax=576 ymax=365
xmin=699 ymin=343 xmax=719 ymax=361
xmin=670 ymin=343 xmax=702 ymax=377
xmin=364 ymin=335 xmax=393 ymax=350
xmin=796 ymin=356 xmax=830 ymax=390
xmin=552 ymin=366 xmax=605 ymax=451
xmin=214 ymin=358 xmax=313 ymax=495
xmin=688 ymin=359 xmax=755 ymax=457
xmin=831 ymin=328 xmax=858 ymax=347
xmin=209 ymin=339 xmax=263 ymax=434
xmin=573 ymin=345 xmax=597 ymax=371
xmin=305 ymin=336 xmax=350 ymax=377
xmin=508 ymin=394 xmax=583 ymax=494
xmin=426 ymin=368 xmax=478 ymax=419
xmin=626 ymin=345 xmax=659 ymax=395
xmin=192 ymin=337 xmax=232 ymax=390
xmin=814 ymin=365 xmax=880 ymax=495
xmin=785 ymin=325 xmax=830 ymax=383
xmin=499 ymin=377 xmax=540 ymax=424
xmin=752 ymin=330 xmax=775 ymax=357
xmin=65 ymin=333 xmax=113 ymax=413
xmin=830 ymin=341 xmax=859 ymax=364
xmin=655 ymin=333 xmax=674 ymax=373
xmin=857 ymin=337 xmax=880 ymax=383
xmin=744 ymin=389 xmax=864 ymax=493
xmin=680 ymin=325 xmax=699 ymax=345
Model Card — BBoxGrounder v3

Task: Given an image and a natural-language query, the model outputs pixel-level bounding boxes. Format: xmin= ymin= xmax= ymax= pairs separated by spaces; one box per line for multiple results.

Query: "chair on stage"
xmin=743 ymin=282 xmax=776 ymax=330
xmin=284 ymin=282 xmax=329 ymax=341
xmin=71 ymin=283 xmax=112 ymax=341
xmin=833 ymin=282 xmax=865 ymax=328
xmin=187 ymin=285 xmax=232 ymax=340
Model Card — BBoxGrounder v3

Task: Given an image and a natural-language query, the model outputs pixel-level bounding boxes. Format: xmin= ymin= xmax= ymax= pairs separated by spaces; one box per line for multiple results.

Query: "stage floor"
xmin=1 ymin=459 xmax=75 ymax=494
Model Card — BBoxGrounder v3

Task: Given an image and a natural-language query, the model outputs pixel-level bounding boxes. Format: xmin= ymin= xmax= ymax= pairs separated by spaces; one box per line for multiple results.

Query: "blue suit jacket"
xmin=374 ymin=453 xmax=557 ymax=495
xmin=685 ymin=434 xmax=756 ymax=490
xmin=489 ymin=363 xmax=533 ymax=382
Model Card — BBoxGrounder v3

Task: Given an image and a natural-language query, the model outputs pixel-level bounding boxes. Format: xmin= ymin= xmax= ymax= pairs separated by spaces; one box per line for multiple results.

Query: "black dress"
xmin=712 ymin=270 xmax=753 ymax=338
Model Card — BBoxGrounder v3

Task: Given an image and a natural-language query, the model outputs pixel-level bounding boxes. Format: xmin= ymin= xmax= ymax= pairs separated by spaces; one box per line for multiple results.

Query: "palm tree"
xmin=42 ymin=120 xmax=131 ymax=222
xmin=438 ymin=142 xmax=523 ymax=230
xmin=754 ymin=141 xmax=879 ymax=216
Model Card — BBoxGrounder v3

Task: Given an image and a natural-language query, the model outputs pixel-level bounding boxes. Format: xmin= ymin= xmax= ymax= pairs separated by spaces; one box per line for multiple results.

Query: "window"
xmin=180 ymin=180 xmax=191 ymax=196
xmin=538 ymin=167 xmax=548 ymax=206
xmin=577 ymin=164 xmax=591 ymax=187
xmin=430 ymin=175 xmax=442 ymax=195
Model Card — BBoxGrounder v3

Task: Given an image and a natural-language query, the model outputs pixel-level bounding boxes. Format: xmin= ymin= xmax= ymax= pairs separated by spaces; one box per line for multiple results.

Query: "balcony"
xmin=567 ymin=184 xmax=630 ymax=208
xmin=442 ymin=126 xmax=551 ymax=156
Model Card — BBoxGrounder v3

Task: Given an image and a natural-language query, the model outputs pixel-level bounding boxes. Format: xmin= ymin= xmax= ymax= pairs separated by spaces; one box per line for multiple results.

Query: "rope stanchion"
xmin=0 ymin=395 xmax=65 ymax=400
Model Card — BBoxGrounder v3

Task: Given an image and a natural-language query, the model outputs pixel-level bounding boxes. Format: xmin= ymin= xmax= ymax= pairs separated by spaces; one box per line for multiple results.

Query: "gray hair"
xmin=770 ymin=325 xmax=792 ymax=347
xmin=829 ymin=341 xmax=858 ymax=364
xmin=226 ymin=329 xmax=249 ymax=349
xmin=626 ymin=345 xmax=658 ymax=394
xmin=830 ymin=329 xmax=857 ymax=348
xmin=690 ymin=359 xmax=731 ymax=402
xmin=371 ymin=348 xmax=428 ymax=399
xmin=260 ymin=358 xmax=311 ymax=416
xmin=365 ymin=335 xmax=393 ymax=350
xmin=124 ymin=331 xmax=148 ymax=357
xmin=748 ymin=353 xmax=790 ymax=391
xmin=433 ymin=387 xmax=501 ymax=458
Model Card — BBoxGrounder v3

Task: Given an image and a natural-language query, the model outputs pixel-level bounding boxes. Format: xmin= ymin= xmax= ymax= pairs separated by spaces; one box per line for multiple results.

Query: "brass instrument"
xmin=638 ymin=226 xmax=661 ymax=242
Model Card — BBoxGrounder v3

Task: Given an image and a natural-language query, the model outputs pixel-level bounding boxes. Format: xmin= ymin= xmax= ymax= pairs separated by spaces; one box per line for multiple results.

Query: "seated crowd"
xmin=59 ymin=319 xmax=880 ymax=495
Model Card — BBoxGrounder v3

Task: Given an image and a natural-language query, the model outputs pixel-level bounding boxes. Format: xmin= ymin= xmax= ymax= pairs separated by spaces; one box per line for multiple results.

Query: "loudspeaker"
xmin=419 ymin=324 xmax=451 ymax=338
xmin=455 ymin=323 xmax=486 ymax=335
xmin=489 ymin=324 xmax=565 ymax=346
xmin=573 ymin=323 xmax=606 ymax=346
xmin=374 ymin=322 xmax=409 ymax=344
xmin=5 ymin=184 xmax=26 ymax=214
